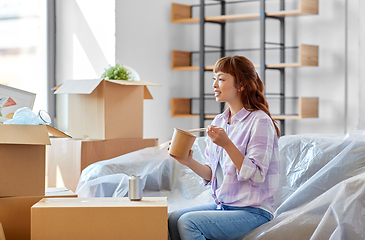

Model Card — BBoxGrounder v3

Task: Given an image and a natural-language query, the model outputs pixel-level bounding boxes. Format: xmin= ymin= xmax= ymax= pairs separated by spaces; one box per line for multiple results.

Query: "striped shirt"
xmin=204 ymin=107 xmax=280 ymax=214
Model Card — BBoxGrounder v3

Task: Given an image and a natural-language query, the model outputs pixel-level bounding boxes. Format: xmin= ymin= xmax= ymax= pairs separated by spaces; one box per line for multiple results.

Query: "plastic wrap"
xmin=76 ymin=137 xmax=213 ymax=213
xmin=244 ymin=130 xmax=365 ymax=239
xmin=76 ymin=130 xmax=365 ymax=238
xmin=274 ymin=130 xmax=365 ymax=213
xmin=4 ymin=107 xmax=51 ymax=125
xmin=244 ymin=172 xmax=365 ymax=239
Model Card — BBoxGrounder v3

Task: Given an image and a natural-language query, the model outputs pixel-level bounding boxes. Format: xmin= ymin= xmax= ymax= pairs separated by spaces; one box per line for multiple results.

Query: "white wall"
xmin=56 ymin=0 xmax=364 ymax=143
xmin=115 ymin=0 xmax=199 ymax=143
xmin=55 ymin=0 xmax=115 ymax=132
xmin=287 ymin=0 xmax=362 ymax=134
xmin=283 ymin=0 xmax=358 ymax=134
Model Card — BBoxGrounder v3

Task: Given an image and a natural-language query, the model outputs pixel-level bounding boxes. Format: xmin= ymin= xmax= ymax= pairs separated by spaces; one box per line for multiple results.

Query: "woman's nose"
xmin=212 ymin=79 xmax=218 ymax=88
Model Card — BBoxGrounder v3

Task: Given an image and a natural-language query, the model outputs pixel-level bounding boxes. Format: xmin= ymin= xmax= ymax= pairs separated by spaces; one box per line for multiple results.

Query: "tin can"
xmin=129 ymin=175 xmax=142 ymax=201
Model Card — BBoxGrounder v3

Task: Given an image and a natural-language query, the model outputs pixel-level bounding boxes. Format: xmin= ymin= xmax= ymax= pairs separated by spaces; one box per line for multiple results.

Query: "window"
xmin=0 ymin=0 xmax=49 ymax=115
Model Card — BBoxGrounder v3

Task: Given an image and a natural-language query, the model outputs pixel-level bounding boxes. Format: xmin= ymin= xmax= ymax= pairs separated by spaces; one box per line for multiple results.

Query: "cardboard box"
xmin=0 ymin=125 xmax=51 ymax=197
xmin=0 ymin=222 xmax=5 ymax=240
xmin=45 ymin=187 xmax=78 ymax=197
xmin=31 ymin=197 xmax=168 ymax=240
xmin=0 ymin=188 xmax=76 ymax=240
xmin=54 ymin=79 xmax=158 ymax=140
xmin=46 ymin=138 xmax=158 ymax=192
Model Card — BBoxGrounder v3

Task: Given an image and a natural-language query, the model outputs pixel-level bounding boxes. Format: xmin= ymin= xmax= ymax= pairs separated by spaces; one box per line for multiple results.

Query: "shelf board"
xmin=171 ymin=0 xmax=318 ymax=23
xmin=171 ymin=97 xmax=318 ymax=120
xmin=171 ymin=114 xmax=216 ymax=119
xmin=171 ymin=66 xmax=215 ymax=71
xmin=273 ymin=97 xmax=319 ymax=119
xmin=171 ymin=45 xmax=318 ymax=71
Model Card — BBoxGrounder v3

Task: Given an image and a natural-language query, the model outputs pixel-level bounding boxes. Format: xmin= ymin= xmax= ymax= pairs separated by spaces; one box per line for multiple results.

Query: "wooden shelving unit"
xmin=271 ymin=97 xmax=319 ymax=119
xmin=171 ymin=0 xmax=318 ymax=24
xmin=171 ymin=97 xmax=318 ymax=120
xmin=171 ymin=98 xmax=218 ymax=119
xmin=170 ymin=0 xmax=319 ymax=134
xmin=171 ymin=44 xmax=318 ymax=71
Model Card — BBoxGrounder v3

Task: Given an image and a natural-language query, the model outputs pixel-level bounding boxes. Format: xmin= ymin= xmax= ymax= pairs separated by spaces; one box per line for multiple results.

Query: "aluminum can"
xmin=129 ymin=175 xmax=142 ymax=201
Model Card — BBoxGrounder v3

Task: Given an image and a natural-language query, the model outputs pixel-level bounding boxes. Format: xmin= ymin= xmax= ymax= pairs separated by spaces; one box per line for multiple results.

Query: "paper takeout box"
xmin=31 ymin=197 xmax=168 ymax=240
xmin=54 ymin=79 xmax=158 ymax=140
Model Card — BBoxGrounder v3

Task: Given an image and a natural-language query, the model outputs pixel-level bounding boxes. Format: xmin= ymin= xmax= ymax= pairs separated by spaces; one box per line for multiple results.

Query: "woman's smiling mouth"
xmin=214 ymin=91 xmax=221 ymax=97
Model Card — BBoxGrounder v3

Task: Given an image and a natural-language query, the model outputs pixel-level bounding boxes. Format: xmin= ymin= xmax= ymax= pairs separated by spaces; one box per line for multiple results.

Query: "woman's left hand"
xmin=207 ymin=125 xmax=230 ymax=148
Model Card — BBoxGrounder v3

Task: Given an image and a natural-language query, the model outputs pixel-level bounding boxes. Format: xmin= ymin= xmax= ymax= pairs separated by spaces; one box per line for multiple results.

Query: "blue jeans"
xmin=168 ymin=202 xmax=273 ymax=240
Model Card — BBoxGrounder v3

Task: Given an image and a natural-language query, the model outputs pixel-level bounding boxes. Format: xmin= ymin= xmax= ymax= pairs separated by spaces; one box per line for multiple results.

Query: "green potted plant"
xmin=101 ymin=63 xmax=140 ymax=81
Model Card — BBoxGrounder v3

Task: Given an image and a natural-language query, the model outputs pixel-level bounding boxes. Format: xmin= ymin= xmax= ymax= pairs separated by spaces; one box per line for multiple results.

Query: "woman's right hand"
xmin=169 ymin=142 xmax=212 ymax=182
xmin=168 ymin=142 xmax=194 ymax=167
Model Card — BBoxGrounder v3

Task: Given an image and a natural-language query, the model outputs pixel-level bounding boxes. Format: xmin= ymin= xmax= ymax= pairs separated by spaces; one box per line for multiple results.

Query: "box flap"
xmin=144 ymin=86 xmax=153 ymax=99
xmin=0 ymin=125 xmax=51 ymax=145
xmin=46 ymin=125 xmax=72 ymax=138
xmin=54 ymin=79 xmax=160 ymax=95
xmin=52 ymin=84 xmax=61 ymax=91
xmin=54 ymin=79 xmax=103 ymax=94
xmin=0 ymin=222 xmax=4 ymax=240
xmin=107 ymin=79 xmax=159 ymax=100
xmin=107 ymin=79 xmax=160 ymax=87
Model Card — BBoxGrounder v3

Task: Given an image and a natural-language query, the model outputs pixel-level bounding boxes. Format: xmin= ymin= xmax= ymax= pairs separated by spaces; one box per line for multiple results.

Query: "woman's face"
xmin=212 ymin=72 xmax=242 ymax=104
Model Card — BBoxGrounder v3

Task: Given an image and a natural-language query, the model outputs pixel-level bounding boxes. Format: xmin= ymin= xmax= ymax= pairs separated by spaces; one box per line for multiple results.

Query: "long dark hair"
xmin=213 ymin=55 xmax=280 ymax=137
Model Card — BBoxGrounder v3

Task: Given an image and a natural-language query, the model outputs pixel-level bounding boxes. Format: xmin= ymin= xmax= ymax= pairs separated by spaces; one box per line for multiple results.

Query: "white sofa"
xmin=76 ymin=130 xmax=365 ymax=239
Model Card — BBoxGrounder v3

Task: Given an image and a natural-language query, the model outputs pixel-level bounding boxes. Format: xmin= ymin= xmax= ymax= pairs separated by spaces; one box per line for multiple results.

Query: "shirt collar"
xmin=222 ymin=107 xmax=251 ymax=123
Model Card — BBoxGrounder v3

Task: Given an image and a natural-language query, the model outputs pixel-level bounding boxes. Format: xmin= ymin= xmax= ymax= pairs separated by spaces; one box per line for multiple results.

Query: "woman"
xmin=168 ymin=55 xmax=280 ymax=240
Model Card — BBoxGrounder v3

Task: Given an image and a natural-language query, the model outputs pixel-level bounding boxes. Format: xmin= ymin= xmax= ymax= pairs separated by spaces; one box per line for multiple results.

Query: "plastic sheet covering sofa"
xmin=76 ymin=130 xmax=365 ymax=239
xmin=76 ymin=137 xmax=212 ymax=213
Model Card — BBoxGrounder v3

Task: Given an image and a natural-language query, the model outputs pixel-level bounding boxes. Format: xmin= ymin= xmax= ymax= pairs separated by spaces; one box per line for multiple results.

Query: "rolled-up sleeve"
xmin=203 ymin=139 xmax=213 ymax=185
xmin=237 ymin=118 xmax=275 ymax=186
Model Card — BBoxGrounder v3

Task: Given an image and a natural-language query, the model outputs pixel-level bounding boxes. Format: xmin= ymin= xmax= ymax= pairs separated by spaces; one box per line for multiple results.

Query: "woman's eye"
xmin=212 ymin=77 xmax=223 ymax=81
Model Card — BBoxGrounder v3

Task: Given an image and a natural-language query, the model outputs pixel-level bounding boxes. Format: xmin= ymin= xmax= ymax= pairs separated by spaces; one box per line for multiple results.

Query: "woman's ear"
xmin=238 ymin=85 xmax=244 ymax=92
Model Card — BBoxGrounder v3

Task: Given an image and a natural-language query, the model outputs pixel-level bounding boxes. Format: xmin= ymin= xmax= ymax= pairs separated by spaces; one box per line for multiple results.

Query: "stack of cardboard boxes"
xmin=0 ymin=80 xmax=168 ymax=239
xmin=47 ymin=79 xmax=160 ymax=192
xmin=0 ymin=125 xmax=77 ymax=240
xmin=33 ymin=79 xmax=168 ymax=239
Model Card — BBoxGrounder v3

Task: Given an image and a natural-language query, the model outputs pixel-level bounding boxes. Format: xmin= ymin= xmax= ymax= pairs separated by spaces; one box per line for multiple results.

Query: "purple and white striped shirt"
xmin=204 ymin=107 xmax=280 ymax=214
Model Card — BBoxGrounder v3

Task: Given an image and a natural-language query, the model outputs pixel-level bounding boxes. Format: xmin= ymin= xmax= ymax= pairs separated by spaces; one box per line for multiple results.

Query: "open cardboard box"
xmin=31 ymin=197 xmax=168 ymax=240
xmin=0 ymin=188 xmax=76 ymax=240
xmin=46 ymin=137 xmax=158 ymax=192
xmin=0 ymin=83 xmax=71 ymax=138
xmin=0 ymin=125 xmax=70 ymax=197
xmin=0 ymin=125 xmax=50 ymax=197
xmin=54 ymin=79 xmax=159 ymax=140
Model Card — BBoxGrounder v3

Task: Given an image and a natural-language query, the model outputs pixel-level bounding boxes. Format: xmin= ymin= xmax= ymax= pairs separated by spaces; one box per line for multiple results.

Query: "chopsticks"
xmin=185 ymin=128 xmax=207 ymax=133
